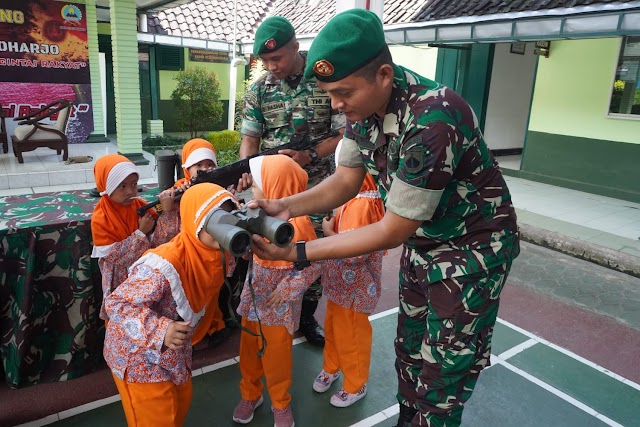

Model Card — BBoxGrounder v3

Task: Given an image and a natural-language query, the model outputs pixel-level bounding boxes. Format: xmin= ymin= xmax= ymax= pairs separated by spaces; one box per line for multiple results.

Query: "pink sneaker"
xmin=232 ymin=395 xmax=264 ymax=424
xmin=330 ymin=384 xmax=368 ymax=408
xmin=272 ymin=405 xmax=295 ymax=427
xmin=312 ymin=369 xmax=340 ymax=393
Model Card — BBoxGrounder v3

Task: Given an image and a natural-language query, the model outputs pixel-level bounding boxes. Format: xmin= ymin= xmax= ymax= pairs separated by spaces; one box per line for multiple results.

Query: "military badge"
xmin=313 ymin=59 xmax=334 ymax=76
xmin=404 ymin=146 xmax=425 ymax=174
xmin=265 ymin=38 xmax=277 ymax=49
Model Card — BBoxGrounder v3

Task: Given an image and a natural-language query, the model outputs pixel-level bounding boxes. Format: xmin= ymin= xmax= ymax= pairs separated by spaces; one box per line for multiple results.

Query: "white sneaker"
xmin=330 ymin=384 xmax=367 ymax=408
xmin=312 ymin=369 xmax=340 ymax=393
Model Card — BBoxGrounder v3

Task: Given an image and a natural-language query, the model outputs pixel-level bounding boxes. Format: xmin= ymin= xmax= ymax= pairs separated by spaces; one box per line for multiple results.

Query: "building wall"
xmin=518 ymin=38 xmax=640 ymax=202
xmin=391 ymin=44 xmax=438 ymax=80
xmin=483 ymin=42 xmax=537 ymax=151
xmin=158 ymin=49 xmax=245 ymax=101
xmin=157 ymin=49 xmax=245 ymax=132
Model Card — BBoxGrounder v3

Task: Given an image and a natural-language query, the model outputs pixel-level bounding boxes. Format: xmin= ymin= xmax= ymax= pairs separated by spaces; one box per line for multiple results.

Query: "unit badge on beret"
xmin=313 ymin=59 xmax=334 ymax=76
xmin=265 ymin=38 xmax=277 ymax=49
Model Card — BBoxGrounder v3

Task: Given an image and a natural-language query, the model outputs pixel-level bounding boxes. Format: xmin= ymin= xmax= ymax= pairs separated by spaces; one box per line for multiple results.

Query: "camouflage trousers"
xmin=395 ymin=246 xmax=512 ymax=427
xmin=302 ymin=214 xmax=326 ymax=303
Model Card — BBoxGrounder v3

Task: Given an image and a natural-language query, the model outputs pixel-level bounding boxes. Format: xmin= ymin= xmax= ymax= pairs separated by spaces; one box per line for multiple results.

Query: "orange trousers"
xmin=239 ymin=317 xmax=293 ymax=409
xmin=112 ymin=374 xmax=192 ymax=427
xmin=191 ymin=287 xmax=225 ymax=345
xmin=323 ymin=300 xmax=373 ymax=393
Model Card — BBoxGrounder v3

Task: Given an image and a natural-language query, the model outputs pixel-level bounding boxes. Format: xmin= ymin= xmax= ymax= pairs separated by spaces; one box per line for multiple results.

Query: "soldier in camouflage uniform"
xmin=239 ymin=16 xmax=345 ymax=347
xmin=249 ymin=9 xmax=519 ymax=427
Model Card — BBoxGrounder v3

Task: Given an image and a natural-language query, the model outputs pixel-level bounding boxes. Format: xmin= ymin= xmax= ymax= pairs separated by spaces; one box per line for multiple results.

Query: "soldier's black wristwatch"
xmin=308 ymin=148 xmax=319 ymax=165
xmin=293 ymin=241 xmax=311 ymax=271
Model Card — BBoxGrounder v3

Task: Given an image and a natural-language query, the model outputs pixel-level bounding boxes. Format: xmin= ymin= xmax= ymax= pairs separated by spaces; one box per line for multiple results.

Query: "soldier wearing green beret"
xmin=238 ymin=16 xmax=346 ymax=350
xmin=249 ymin=8 xmax=520 ymax=427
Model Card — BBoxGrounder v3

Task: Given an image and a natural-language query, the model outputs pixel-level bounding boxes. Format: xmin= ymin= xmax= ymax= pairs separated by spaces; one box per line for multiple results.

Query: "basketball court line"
xmin=347 ymin=312 xmax=638 ymax=427
xmin=18 ymin=308 xmax=638 ymax=427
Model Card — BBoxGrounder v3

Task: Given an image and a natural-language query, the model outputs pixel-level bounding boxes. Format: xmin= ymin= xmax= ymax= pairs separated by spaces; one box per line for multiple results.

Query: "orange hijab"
xmin=175 ymin=138 xmax=217 ymax=187
xmin=92 ymin=154 xmax=150 ymax=247
xmin=150 ymin=183 xmax=239 ymax=313
xmin=335 ymin=173 xmax=384 ymax=233
xmin=250 ymin=155 xmax=317 ymax=267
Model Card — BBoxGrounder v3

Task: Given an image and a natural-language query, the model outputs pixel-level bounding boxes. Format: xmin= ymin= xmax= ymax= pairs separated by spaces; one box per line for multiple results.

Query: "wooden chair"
xmin=11 ymin=99 xmax=72 ymax=163
xmin=0 ymin=108 xmax=7 ymax=154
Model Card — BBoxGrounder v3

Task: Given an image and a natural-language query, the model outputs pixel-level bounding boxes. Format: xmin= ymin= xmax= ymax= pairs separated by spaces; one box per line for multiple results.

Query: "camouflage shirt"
xmin=241 ymin=54 xmax=346 ymax=189
xmin=340 ymin=64 xmax=520 ymax=282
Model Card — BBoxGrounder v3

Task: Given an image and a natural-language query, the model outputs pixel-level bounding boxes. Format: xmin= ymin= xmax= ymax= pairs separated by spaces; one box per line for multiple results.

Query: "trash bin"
xmin=155 ymin=149 xmax=176 ymax=191
xmin=175 ymin=148 xmax=184 ymax=181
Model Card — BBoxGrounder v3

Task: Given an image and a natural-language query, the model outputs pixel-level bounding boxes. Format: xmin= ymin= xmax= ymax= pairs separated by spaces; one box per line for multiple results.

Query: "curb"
xmin=519 ymin=223 xmax=640 ymax=279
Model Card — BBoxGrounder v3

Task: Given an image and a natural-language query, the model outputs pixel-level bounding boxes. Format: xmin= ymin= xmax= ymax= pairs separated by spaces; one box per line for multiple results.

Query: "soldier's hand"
xmin=278 ymin=148 xmax=311 ymax=167
xmin=247 ymin=198 xmax=290 ymax=221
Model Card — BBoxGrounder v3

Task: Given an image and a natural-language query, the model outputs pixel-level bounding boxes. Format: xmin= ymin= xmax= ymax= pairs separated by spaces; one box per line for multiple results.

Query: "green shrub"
xmin=171 ymin=67 xmax=224 ymax=138
xmin=207 ymin=130 xmax=241 ymax=166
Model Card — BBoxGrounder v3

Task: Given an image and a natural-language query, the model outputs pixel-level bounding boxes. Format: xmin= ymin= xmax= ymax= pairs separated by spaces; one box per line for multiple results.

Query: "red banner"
xmin=0 ymin=1 xmax=94 ymax=144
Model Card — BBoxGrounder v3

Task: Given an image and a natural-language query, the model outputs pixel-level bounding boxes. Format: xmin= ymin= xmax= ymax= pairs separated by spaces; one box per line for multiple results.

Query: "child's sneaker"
xmin=312 ymin=369 xmax=340 ymax=393
xmin=330 ymin=384 xmax=368 ymax=408
xmin=272 ymin=405 xmax=295 ymax=427
xmin=232 ymin=395 xmax=263 ymax=424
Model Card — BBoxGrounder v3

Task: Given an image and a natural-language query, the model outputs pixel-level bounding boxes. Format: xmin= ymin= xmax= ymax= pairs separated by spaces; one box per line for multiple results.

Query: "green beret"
xmin=305 ymin=9 xmax=385 ymax=82
xmin=253 ymin=16 xmax=295 ymax=56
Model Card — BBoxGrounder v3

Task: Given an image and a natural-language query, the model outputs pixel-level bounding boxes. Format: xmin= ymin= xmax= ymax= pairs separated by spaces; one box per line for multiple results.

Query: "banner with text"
xmin=0 ymin=1 xmax=94 ymax=145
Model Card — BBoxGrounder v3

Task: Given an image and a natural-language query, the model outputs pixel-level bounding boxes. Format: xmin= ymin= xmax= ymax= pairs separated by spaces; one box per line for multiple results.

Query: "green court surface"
xmin=49 ymin=310 xmax=639 ymax=427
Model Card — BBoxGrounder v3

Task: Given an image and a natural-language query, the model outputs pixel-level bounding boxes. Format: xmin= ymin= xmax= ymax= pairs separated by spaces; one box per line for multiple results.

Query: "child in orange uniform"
xmin=91 ymin=154 xmax=180 ymax=320
xmin=171 ymin=138 xmax=231 ymax=346
xmin=103 ymin=183 xmax=239 ymax=426
xmin=174 ymin=138 xmax=217 ymax=189
xmin=233 ymin=155 xmax=321 ymax=427
xmin=312 ymin=141 xmax=385 ymax=407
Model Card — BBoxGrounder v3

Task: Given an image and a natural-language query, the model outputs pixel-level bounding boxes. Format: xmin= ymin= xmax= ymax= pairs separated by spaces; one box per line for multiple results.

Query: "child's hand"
xmin=158 ymin=188 xmax=178 ymax=213
xmin=226 ymin=184 xmax=237 ymax=195
xmin=138 ymin=212 xmax=155 ymax=235
xmin=266 ymin=288 xmax=284 ymax=309
xmin=177 ymin=182 xmax=190 ymax=193
xmin=236 ymin=173 xmax=253 ymax=193
xmin=163 ymin=320 xmax=193 ymax=351
xmin=322 ymin=215 xmax=336 ymax=236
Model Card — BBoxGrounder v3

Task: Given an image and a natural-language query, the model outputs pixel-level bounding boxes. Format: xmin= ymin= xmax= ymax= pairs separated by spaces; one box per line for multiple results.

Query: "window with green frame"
xmin=609 ymin=36 xmax=640 ymax=117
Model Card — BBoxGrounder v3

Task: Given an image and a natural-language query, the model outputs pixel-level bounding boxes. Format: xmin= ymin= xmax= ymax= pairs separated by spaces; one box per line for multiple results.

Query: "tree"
xmin=171 ymin=67 xmax=223 ymax=138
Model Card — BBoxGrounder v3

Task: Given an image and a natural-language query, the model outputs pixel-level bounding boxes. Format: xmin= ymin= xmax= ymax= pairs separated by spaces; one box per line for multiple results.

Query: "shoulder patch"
xmin=404 ymin=145 xmax=425 ymax=174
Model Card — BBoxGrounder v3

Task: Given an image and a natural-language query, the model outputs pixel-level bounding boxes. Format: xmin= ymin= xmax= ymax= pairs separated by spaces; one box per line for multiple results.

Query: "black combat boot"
xmin=298 ymin=300 xmax=325 ymax=347
xmin=392 ymin=404 xmax=418 ymax=427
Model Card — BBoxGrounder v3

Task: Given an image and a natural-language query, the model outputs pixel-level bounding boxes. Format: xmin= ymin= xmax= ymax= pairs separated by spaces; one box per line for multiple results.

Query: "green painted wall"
xmin=97 ymin=22 xmax=111 ymax=35
xmin=391 ymin=44 xmax=438 ymax=80
xmin=158 ymin=49 xmax=245 ymax=101
xmin=520 ymin=132 xmax=640 ymax=202
xmin=528 ymin=38 xmax=640 ymax=144
xmin=521 ymin=38 xmax=640 ymax=203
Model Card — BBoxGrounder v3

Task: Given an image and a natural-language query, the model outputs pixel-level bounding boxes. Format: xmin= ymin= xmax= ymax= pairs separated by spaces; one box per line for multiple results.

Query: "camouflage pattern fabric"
xmin=396 ymin=252 xmax=512 ymax=426
xmin=342 ymin=64 xmax=520 ymax=425
xmin=241 ymin=54 xmax=346 ymax=189
xmin=0 ymin=188 xmax=159 ymax=388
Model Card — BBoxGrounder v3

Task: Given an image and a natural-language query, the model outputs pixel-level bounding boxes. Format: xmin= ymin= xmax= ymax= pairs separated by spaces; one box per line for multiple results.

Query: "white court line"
xmin=496 ymin=359 xmax=624 ymax=427
xmin=497 ymin=317 xmax=640 ymax=392
xmin=18 ymin=309 xmax=637 ymax=427
xmin=348 ymin=314 xmax=637 ymax=427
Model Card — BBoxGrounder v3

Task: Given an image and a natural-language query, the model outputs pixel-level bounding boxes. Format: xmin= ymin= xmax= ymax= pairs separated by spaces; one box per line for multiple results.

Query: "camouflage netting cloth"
xmin=0 ymin=187 xmax=158 ymax=388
